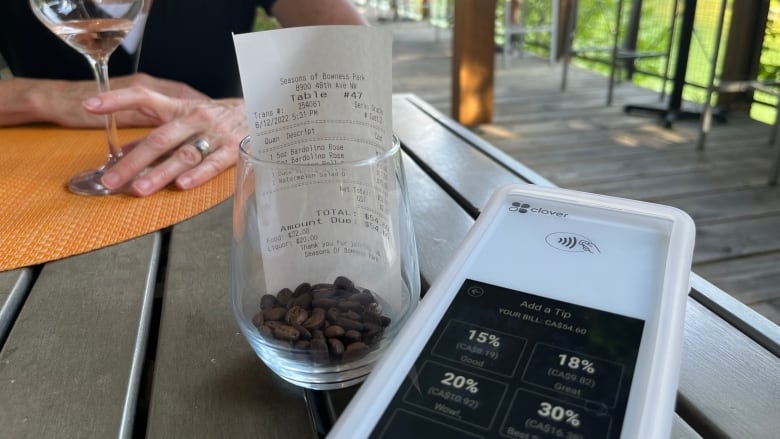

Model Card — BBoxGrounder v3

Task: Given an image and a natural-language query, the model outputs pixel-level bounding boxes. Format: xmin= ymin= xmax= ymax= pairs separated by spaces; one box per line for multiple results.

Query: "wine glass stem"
xmin=88 ymin=56 xmax=121 ymax=167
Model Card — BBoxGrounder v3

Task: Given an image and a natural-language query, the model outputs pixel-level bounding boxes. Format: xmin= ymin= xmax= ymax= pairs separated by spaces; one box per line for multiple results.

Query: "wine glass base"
xmin=68 ymin=167 xmax=122 ymax=196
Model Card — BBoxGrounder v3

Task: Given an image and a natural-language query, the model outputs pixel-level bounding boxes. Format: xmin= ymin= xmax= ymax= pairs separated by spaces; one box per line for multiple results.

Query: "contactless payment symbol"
xmin=546 ymin=232 xmax=601 ymax=254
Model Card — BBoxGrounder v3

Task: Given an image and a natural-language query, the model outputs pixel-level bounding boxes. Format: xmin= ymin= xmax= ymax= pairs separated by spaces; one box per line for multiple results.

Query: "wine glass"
xmin=232 ymin=135 xmax=420 ymax=389
xmin=30 ymin=0 xmax=145 ymax=195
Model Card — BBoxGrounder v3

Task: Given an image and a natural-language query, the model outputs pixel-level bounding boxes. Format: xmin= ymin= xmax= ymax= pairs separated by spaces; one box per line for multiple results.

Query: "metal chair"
xmin=697 ymin=0 xmax=779 ymax=186
xmin=561 ymin=0 xmax=679 ymax=106
xmin=502 ymin=0 xmax=561 ymax=65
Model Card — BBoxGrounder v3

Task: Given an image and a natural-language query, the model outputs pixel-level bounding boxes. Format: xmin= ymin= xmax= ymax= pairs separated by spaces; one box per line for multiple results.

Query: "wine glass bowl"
xmin=232 ymin=135 xmax=420 ymax=389
xmin=30 ymin=0 xmax=145 ymax=195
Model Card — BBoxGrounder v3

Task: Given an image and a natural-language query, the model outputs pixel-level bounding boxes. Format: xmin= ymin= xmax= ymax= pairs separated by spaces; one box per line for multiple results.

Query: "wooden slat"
xmin=391 ymin=93 xmax=780 ymax=439
xmin=694 ymin=252 xmax=780 ymax=305
xmin=689 ymin=274 xmax=780 ymax=358
xmin=400 ymin=94 xmax=557 ymax=187
xmin=676 ymin=299 xmax=780 ymax=438
xmin=0 ymin=233 xmax=159 ymax=438
xmin=145 ymin=201 xmax=316 ymax=438
xmin=672 ymin=413 xmax=703 ymax=439
xmin=393 ymin=95 xmax=545 ymax=216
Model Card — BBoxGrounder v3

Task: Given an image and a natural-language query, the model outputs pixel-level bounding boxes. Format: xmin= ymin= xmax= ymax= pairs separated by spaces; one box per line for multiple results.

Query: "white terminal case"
xmin=328 ymin=184 xmax=696 ymax=439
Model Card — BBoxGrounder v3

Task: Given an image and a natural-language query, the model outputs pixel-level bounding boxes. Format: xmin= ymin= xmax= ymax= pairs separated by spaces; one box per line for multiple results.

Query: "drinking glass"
xmin=232 ymin=135 xmax=420 ymax=389
xmin=30 ymin=0 xmax=145 ymax=195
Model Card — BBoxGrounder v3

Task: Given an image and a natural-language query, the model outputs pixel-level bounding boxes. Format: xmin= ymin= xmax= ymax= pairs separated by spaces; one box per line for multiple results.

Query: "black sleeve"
xmin=0 ymin=0 xmax=134 ymax=79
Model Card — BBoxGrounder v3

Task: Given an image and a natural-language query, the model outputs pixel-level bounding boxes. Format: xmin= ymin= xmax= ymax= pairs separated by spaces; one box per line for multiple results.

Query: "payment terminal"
xmin=328 ymin=184 xmax=695 ymax=439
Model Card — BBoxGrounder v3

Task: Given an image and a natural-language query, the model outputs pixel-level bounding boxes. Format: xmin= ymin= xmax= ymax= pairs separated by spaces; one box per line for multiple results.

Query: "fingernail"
xmin=83 ymin=96 xmax=102 ymax=109
xmin=133 ymin=179 xmax=151 ymax=195
xmin=102 ymin=172 xmax=120 ymax=188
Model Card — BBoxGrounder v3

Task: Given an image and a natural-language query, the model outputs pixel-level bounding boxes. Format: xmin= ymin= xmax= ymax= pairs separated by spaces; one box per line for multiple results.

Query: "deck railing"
xmin=355 ymin=0 xmax=779 ymax=125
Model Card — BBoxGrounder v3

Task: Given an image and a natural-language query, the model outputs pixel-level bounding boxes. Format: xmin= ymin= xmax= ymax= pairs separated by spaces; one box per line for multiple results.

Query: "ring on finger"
xmin=191 ymin=138 xmax=211 ymax=160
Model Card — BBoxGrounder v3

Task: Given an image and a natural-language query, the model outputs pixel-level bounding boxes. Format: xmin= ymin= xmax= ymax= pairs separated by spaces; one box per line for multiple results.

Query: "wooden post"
xmin=718 ymin=0 xmax=769 ymax=109
xmin=451 ymin=0 xmax=496 ymax=125
xmin=557 ymin=0 xmax=577 ymax=60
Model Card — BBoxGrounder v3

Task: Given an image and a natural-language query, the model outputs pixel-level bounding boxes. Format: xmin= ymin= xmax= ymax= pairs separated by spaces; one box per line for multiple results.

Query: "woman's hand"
xmin=82 ymin=85 xmax=247 ymax=197
xmin=0 ymin=73 xmax=208 ymax=128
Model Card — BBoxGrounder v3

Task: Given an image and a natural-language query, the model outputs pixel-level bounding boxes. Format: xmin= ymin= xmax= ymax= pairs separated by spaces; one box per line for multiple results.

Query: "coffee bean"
xmin=333 ymin=276 xmax=353 ymax=290
xmin=312 ymin=298 xmax=339 ymax=309
xmin=338 ymin=300 xmax=363 ymax=313
xmin=353 ymin=291 xmax=375 ymax=306
xmin=362 ymin=311 xmax=382 ymax=326
xmin=324 ymin=325 xmax=345 ymax=338
xmin=336 ymin=317 xmax=364 ymax=332
xmin=366 ymin=302 xmax=382 ymax=315
xmin=294 ymin=324 xmax=312 ymax=340
xmin=260 ymin=294 xmax=278 ymax=309
xmin=302 ymin=308 xmax=326 ymax=331
xmin=311 ymin=283 xmax=335 ymax=296
xmin=290 ymin=293 xmax=313 ymax=309
xmin=294 ymin=282 xmax=312 ymax=297
xmin=273 ymin=324 xmax=300 ymax=342
xmin=252 ymin=310 xmax=264 ymax=327
xmin=311 ymin=338 xmax=329 ymax=363
xmin=332 ymin=287 xmax=354 ymax=299
xmin=264 ymin=321 xmax=284 ymax=330
xmin=276 ymin=288 xmax=294 ymax=306
xmin=327 ymin=338 xmax=345 ymax=357
xmin=362 ymin=322 xmax=383 ymax=345
xmin=326 ymin=307 xmax=341 ymax=324
xmin=363 ymin=322 xmax=382 ymax=335
xmin=257 ymin=276 xmax=394 ymax=366
xmin=344 ymin=329 xmax=362 ymax=343
xmin=285 ymin=306 xmax=309 ymax=326
xmin=263 ymin=307 xmax=287 ymax=322
xmin=258 ymin=325 xmax=273 ymax=339
xmin=344 ymin=342 xmax=368 ymax=360
xmin=340 ymin=310 xmax=359 ymax=321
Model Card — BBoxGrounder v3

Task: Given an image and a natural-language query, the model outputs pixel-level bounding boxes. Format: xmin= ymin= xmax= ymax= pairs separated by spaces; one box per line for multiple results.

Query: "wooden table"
xmin=1 ymin=94 xmax=778 ymax=438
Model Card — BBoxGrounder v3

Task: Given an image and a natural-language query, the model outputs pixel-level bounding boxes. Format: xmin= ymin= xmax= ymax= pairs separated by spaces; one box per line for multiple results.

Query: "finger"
xmin=129 ymin=141 xmax=207 ymax=196
xmin=83 ymin=81 xmax=206 ymax=127
xmin=174 ymin=140 xmax=238 ymax=190
xmin=82 ymin=86 xmax=175 ymax=123
xmin=119 ymin=138 xmax=142 ymax=156
xmin=101 ymin=117 xmax=194 ymax=191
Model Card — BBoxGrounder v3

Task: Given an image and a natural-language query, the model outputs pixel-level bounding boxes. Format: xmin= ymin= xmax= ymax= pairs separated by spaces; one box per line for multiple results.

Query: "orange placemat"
xmin=0 ymin=125 xmax=235 ymax=271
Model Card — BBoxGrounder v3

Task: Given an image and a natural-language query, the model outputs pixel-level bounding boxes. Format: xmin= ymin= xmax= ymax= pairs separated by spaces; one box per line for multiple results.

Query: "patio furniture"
xmin=502 ymin=0 xmax=561 ymax=65
xmin=696 ymin=0 xmax=780 ymax=186
xmin=623 ymin=0 xmax=698 ymax=126
xmin=562 ymin=0 xmax=678 ymax=106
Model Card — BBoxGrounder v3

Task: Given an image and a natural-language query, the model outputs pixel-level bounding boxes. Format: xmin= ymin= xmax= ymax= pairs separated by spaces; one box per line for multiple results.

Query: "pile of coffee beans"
xmin=252 ymin=276 xmax=391 ymax=364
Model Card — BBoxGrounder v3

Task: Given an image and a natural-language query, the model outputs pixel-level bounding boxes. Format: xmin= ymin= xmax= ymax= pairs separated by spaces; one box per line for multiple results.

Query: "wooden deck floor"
xmin=384 ymin=20 xmax=780 ymax=326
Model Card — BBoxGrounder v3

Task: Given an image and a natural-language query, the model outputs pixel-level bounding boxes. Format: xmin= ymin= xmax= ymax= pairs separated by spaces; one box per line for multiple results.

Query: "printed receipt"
xmin=232 ymin=26 xmax=401 ymax=303
xmin=233 ymin=26 xmax=392 ymax=160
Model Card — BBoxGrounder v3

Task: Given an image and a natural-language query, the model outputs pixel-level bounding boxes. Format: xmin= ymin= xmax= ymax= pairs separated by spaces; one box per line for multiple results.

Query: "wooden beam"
xmin=718 ymin=0 xmax=769 ymax=109
xmin=451 ymin=0 xmax=496 ymax=125
xmin=557 ymin=0 xmax=576 ymax=60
